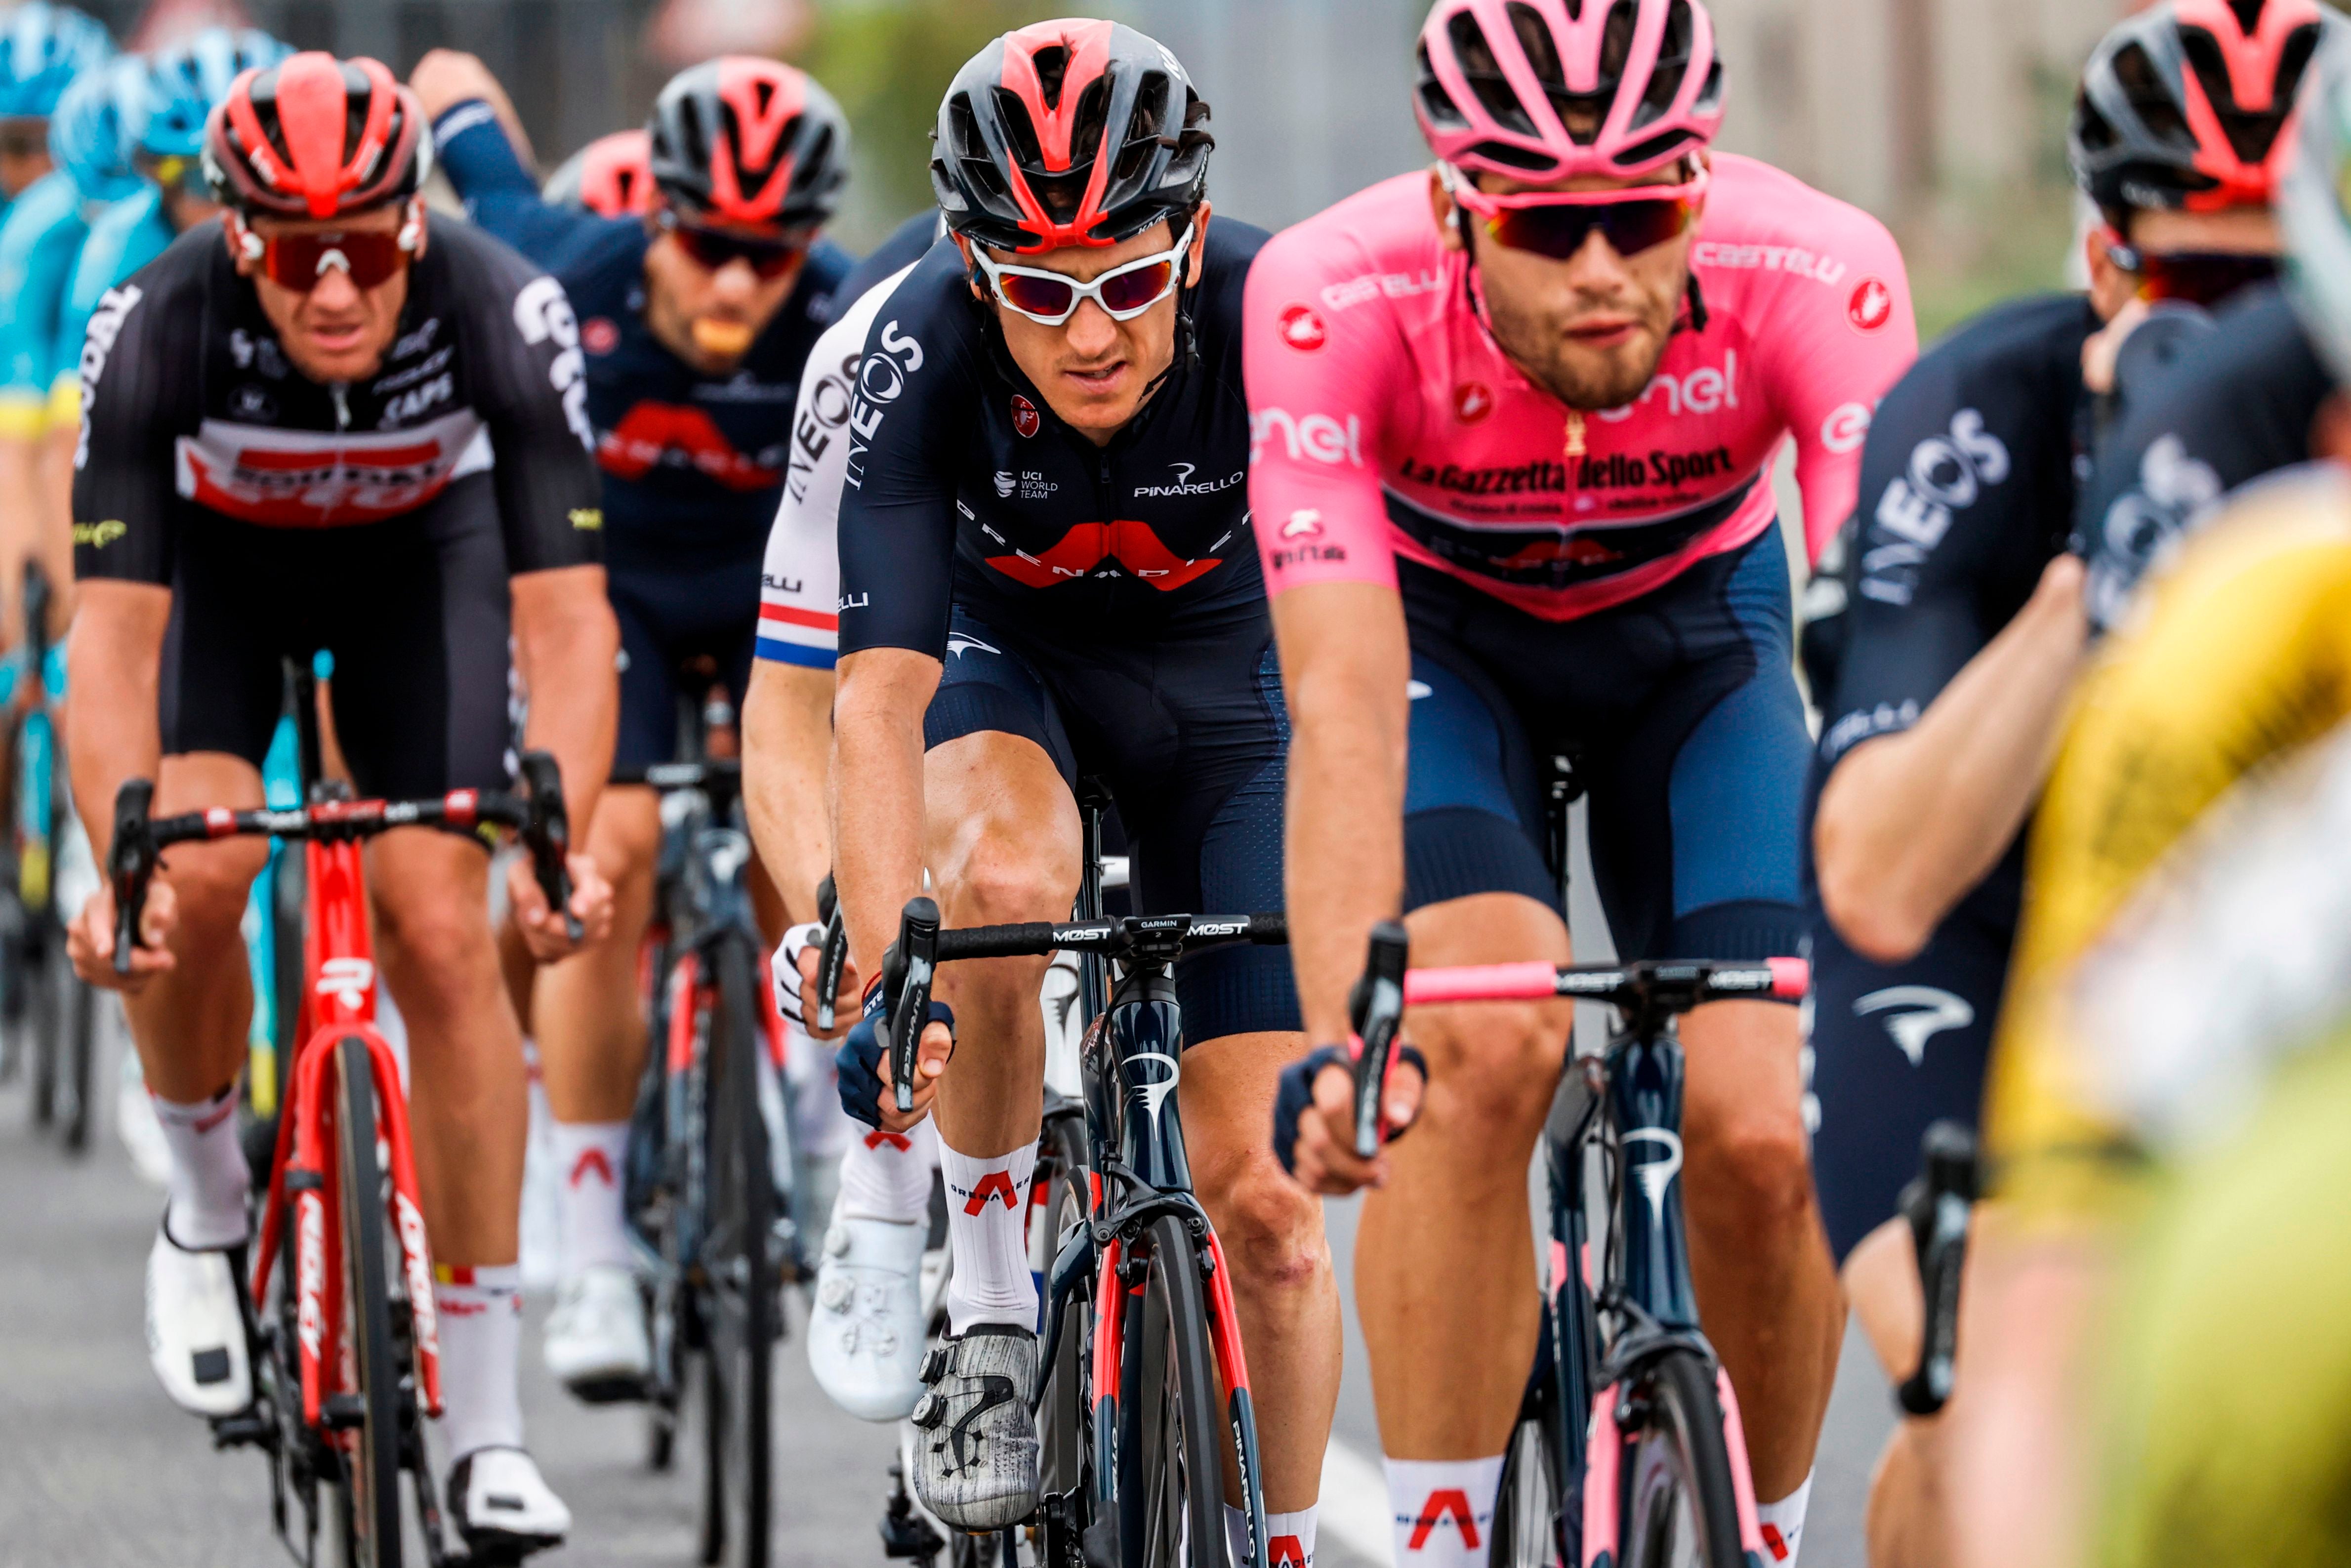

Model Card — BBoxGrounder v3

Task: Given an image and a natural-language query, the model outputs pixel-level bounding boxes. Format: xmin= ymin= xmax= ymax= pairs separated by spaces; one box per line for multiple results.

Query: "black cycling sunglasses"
xmin=2109 ymin=240 xmax=2277 ymax=308
xmin=656 ymin=209 xmax=807 ymax=279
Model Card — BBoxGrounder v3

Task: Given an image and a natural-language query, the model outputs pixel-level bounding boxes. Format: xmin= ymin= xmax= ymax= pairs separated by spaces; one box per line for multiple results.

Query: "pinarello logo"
xmin=581 ymin=317 xmax=620 ymax=355
xmin=1279 ymin=304 xmax=1327 ymax=351
xmin=1453 ymin=381 xmax=1493 ymax=424
xmin=1848 ymin=277 xmax=1893 ymax=334
xmin=1012 ymin=394 xmax=1041 ymax=438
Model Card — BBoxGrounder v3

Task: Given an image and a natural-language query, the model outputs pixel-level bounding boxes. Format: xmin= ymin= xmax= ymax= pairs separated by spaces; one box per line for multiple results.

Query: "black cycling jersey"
xmin=835 ymin=219 xmax=1270 ymax=658
xmin=73 ymin=216 xmax=604 ymax=587
xmin=2076 ymin=285 xmax=2334 ymax=630
xmin=434 ymin=103 xmax=853 ymax=574
xmin=1802 ymin=290 xmax=2094 ymax=1263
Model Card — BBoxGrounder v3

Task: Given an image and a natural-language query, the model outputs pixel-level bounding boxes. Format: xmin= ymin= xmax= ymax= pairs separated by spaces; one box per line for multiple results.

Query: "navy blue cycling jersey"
xmin=835 ymin=220 xmax=1270 ymax=658
xmin=433 ymin=100 xmax=852 ymax=572
xmin=1802 ymin=291 xmax=2095 ymax=1261
xmin=2076 ymin=286 xmax=2333 ymax=630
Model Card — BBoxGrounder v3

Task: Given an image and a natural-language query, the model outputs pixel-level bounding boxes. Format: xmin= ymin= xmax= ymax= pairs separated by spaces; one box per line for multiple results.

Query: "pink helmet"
xmin=1415 ymin=0 xmax=1726 ymax=182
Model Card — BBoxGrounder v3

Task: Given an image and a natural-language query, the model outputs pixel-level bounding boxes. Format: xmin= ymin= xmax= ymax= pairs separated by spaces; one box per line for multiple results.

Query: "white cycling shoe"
xmin=145 ymin=1216 xmax=251 ymax=1417
xmin=448 ymin=1446 xmax=570 ymax=1558
xmin=809 ymin=1211 xmax=928 ymax=1421
xmin=541 ymin=1263 xmax=650 ymax=1403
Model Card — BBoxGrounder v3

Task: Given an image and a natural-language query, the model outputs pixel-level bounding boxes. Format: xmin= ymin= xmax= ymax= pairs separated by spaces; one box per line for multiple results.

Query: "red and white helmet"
xmin=1414 ymin=0 xmax=1725 ymax=182
xmin=204 ymin=52 xmax=431 ymax=219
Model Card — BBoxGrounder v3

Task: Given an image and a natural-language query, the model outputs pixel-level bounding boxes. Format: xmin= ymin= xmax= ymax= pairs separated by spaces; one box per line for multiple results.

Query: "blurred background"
xmin=78 ymin=0 xmax=2152 ymax=342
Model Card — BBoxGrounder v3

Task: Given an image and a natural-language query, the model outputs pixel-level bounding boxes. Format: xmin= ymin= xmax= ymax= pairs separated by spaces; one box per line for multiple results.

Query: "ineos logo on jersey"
xmin=1863 ymin=408 xmax=2012 ymax=598
xmin=1855 ymin=986 xmax=1975 ymax=1066
xmin=76 ymin=284 xmax=143 ymax=471
xmin=1132 ymin=461 xmax=1243 ymax=498
xmin=1278 ymin=303 xmax=1327 ymax=350
xmin=843 ymin=320 xmax=925 ymax=487
xmin=1820 ymin=400 xmax=1874 ymax=454
xmin=785 ymin=349 xmax=860 ymax=503
xmin=1251 ymin=408 xmax=1362 ymax=467
xmin=1848 ymin=276 xmax=1895 ymax=333
xmin=2087 ymin=435 xmax=2224 ymax=627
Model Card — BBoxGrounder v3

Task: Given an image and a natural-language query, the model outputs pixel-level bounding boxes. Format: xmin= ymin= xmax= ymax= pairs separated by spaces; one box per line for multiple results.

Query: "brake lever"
xmin=108 ymin=778 xmax=158 ymax=977
xmin=886 ymin=897 xmax=940 ymax=1114
xmin=1897 ymin=1120 xmax=1979 ymax=1416
xmin=517 ymin=750 xmax=582 ymax=944
xmin=1347 ymin=921 xmax=1410 ymax=1159
xmin=815 ymin=872 xmax=849 ymax=1032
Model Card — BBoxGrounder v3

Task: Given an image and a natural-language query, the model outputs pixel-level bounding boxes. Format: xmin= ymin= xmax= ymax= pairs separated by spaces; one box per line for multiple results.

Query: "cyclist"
xmin=1800 ymin=3 xmax=2318 ymax=1562
xmin=825 ymin=21 xmax=1338 ymax=1550
xmin=1252 ymin=0 xmax=1915 ymax=1558
xmin=410 ymin=48 xmax=855 ymax=1402
xmin=1948 ymin=42 xmax=2351 ymax=1568
xmin=60 ymin=53 xmax=615 ymax=1557
xmin=542 ymin=127 xmax=654 ymax=217
xmin=0 ymin=2 xmax=110 ymax=209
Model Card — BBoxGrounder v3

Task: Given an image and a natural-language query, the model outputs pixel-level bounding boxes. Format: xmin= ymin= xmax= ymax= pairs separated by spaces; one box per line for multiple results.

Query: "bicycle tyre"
xmin=333 ymin=1035 xmax=406 ymax=1568
xmin=1491 ymin=1408 xmax=1566 ymax=1568
xmin=1035 ymin=1111 xmax=1093 ymax=1509
xmin=1131 ymin=1212 xmax=1229 ymax=1568
xmin=58 ymin=946 xmax=92 ymax=1151
xmin=27 ymin=927 xmax=56 ymax=1127
xmin=699 ymin=938 xmax=774 ymax=1568
xmin=1615 ymin=1349 xmax=1745 ymax=1568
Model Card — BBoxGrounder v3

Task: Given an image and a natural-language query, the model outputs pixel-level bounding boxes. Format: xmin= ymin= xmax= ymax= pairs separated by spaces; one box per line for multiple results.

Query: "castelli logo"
xmin=581 ymin=317 xmax=619 ymax=355
xmin=1279 ymin=303 xmax=1327 ymax=351
xmin=1848 ymin=276 xmax=1894 ymax=334
xmin=1011 ymin=394 xmax=1041 ymax=438
xmin=1453 ymin=381 xmax=1493 ymax=424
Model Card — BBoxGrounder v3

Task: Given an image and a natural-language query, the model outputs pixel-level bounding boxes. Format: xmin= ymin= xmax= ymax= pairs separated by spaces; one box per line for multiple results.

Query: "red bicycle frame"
xmin=249 ymin=802 xmax=448 ymax=1431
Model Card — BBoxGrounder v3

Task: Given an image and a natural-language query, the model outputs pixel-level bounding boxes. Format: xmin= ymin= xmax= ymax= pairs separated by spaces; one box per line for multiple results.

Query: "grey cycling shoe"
xmin=909 ymin=1324 xmax=1041 ymax=1530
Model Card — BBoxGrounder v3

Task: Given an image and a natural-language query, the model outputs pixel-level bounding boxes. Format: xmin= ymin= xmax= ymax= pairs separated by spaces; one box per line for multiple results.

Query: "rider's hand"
xmin=508 ymin=851 xmax=612 ymax=962
xmin=837 ymin=988 xmax=953 ymax=1134
xmin=408 ymin=49 xmax=508 ymax=121
xmin=1275 ymin=1042 xmax=1429 ymax=1197
xmin=67 ymin=879 xmax=178 ymax=993
xmin=773 ymin=924 xmax=862 ymax=1041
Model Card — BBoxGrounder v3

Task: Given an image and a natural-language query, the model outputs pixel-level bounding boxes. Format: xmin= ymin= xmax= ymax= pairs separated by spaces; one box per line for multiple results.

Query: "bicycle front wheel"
xmin=1130 ymin=1212 xmax=1231 ymax=1568
xmin=333 ymin=1035 xmax=406 ymax=1568
xmin=699 ymin=938 xmax=775 ymax=1568
xmin=1615 ymin=1349 xmax=1745 ymax=1568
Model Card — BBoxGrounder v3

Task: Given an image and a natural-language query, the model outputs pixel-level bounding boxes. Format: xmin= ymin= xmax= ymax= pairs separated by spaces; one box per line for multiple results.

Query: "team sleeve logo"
xmin=512 ymin=275 xmax=594 ymax=451
xmin=1847 ymin=277 xmax=1894 ymax=334
xmin=1277 ymin=303 xmax=1328 ymax=351
xmin=76 ymin=283 xmax=145 ymax=472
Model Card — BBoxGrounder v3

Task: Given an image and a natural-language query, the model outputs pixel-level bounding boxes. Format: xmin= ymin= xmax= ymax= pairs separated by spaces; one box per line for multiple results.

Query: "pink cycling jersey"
xmin=1243 ymin=155 xmax=1916 ymax=621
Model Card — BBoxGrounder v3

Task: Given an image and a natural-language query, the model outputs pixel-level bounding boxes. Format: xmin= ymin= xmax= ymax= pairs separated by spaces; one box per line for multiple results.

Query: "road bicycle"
xmin=878 ymin=782 xmax=1278 ymax=1568
xmin=619 ymin=751 xmax=799 ymax=1568
xmin=3 ymin=562 xmax=97 ymax=1148
xmin=1346 ymin=925 xmax=1806 ymax=1568
xmin=116 ymin=752 xmax=580 ymax=1568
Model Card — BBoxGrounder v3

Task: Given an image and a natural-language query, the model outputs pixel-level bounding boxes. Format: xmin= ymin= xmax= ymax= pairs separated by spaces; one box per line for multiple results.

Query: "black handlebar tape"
xmin=1897 ymin=1119 xmax=1979 ymax=1416
xmin=517 ymin=751 xmax=582 ymax=945
xmin=108 ymin=778 xmax=158 ymax=977
xmin=1349 ymin=921 xmax=1411 ymax=1159
xmin=889 ymin=898 xmax=941 ymax=1113
xmin=815 ymin=873 xmax=847 ymax=1032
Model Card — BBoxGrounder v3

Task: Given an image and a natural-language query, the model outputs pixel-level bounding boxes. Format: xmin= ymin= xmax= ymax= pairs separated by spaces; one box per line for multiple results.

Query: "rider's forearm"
xmin=0 ymin=433 xmax=40 ymax=646
xmin=1272 ymin=583 xmax=1412 ymax=1047
xmin=64 ymin=580 xmax=171 ymax=863
xmin=831 ymin=649 xmax=940 ymax=984
xmin=1815 ymin=573 xmax=2090 ymax=963
xmin=742 ymin=660 xmax=835 ymax=926
xmin=511 ymin=564 xmax=619 ymax=837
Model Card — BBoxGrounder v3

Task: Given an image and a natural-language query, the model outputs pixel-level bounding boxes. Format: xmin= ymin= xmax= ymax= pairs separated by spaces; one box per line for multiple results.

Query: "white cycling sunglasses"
xmin=971 ymin=223 xmax=1196 ymax=326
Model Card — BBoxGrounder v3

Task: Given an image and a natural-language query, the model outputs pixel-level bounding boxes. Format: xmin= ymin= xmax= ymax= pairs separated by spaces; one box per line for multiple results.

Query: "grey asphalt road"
xmin=0 ymin=1041 xmax=1893 ymax=1568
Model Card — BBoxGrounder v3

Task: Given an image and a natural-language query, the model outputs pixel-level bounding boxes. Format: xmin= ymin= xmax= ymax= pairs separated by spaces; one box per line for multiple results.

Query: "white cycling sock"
xmin=1384 ymin=1455 xmax=1504 ymax=1567
xmin=549 ymin=1119 xmax=631 ymax=1276
xmin=432 ymin=1264 xmax=524 ymax=1463
xmin=937 ymin=1139 xmax=1037 ymax=1334
xmin=783 ymin=1017 xmax=854 ymax=1162
xmin=839 ymin=1117 xmax=937 ymax=1223
xmin=1756 ymin=1468 xmax=1814 ymax=1566
xmin=153 ymin=1085 xmax=250 ymax=1249
xmin=1226 ymin=1503 xmax=1317 ymax=1566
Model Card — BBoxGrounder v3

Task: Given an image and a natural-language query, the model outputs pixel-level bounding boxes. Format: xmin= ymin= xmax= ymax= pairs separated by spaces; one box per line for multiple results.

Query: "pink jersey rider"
xmin=1244 ymin=153 xmax=1915 ymax=621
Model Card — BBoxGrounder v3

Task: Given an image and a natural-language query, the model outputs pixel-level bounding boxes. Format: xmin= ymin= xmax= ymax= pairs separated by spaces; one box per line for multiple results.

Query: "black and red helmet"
xmin=645 ymin=57 xmax=848 ymax=235
xmin=2071 ymin=0 xmax=2341 ymax=220
xmin=203 ymin=52 xmax=432 ymax=219
xmin=930 ymin=19 xmax=1213 ymax=255
xmin=545 ymin=128 xmax=656 ymax=217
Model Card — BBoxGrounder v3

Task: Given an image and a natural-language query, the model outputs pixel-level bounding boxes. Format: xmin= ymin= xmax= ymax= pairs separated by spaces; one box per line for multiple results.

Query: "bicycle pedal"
xmin=209 ymin=1406 xmax=273 ymax=1449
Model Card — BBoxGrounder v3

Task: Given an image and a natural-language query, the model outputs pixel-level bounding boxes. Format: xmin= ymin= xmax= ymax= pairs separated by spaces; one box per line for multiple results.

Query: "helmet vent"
xmin=1616 ymin=126 xmax=1695 ymax=168
xmin=1113 ymin=73 xmax=1169 ymax=184
xmin=1631 ymin=0 xmax=1696 ymax=130
xmin=991 ymin=84 xmax=1045 ymax=168
xmin=2181 ymin=21 xmax=2317 ymax=161
xmin=1597 ymin=0 xmax=1638 ymax=84
xmin=2111 ymin=41 xmax=2198 ymax=151
xmin=1415 ymin=41 xmax=1469 ymax=129
xmin=1033 ymin=44 xmax=1071 ymax=110
xmin=1447 ymin=12 xmax=1538 ymax=137
xmin=2227 ymin=0 xmax=2268 ymax=36
xmin=1466 ymin=136 xmax=1558 ymax=171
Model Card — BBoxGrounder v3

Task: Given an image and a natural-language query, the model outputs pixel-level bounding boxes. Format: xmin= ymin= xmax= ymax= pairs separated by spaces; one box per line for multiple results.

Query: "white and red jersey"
xmin=1242 ymin=155 xmax=1916 ymax=621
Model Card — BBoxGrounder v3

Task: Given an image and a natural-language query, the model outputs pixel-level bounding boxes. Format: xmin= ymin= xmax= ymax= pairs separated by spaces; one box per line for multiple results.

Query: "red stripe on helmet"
xmin=2176 ymin=0 xmax=2318 ymax=114
xmin=703 ymin=58 xmax=809 ymax=225
xmin=998 ymin=19 xmax=1115 ymax=173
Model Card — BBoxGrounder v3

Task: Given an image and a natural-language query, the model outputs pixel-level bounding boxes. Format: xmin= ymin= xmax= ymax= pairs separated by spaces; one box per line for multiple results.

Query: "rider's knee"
xmin=1201 ymin=1152 xmax=1326 ymax=1293
xmin=375 ymin=897 xmax=490 ymax=999
xmin=164 ymin=842 xmax=268 ymax=938
xmin=947 ymin=835 xmax=1073 ymax=928
xmin=1422 ymin=1004 xmax=1569 ymax=1134
xmin=1691 ymin=1099 xmax=1814 ymax=1225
